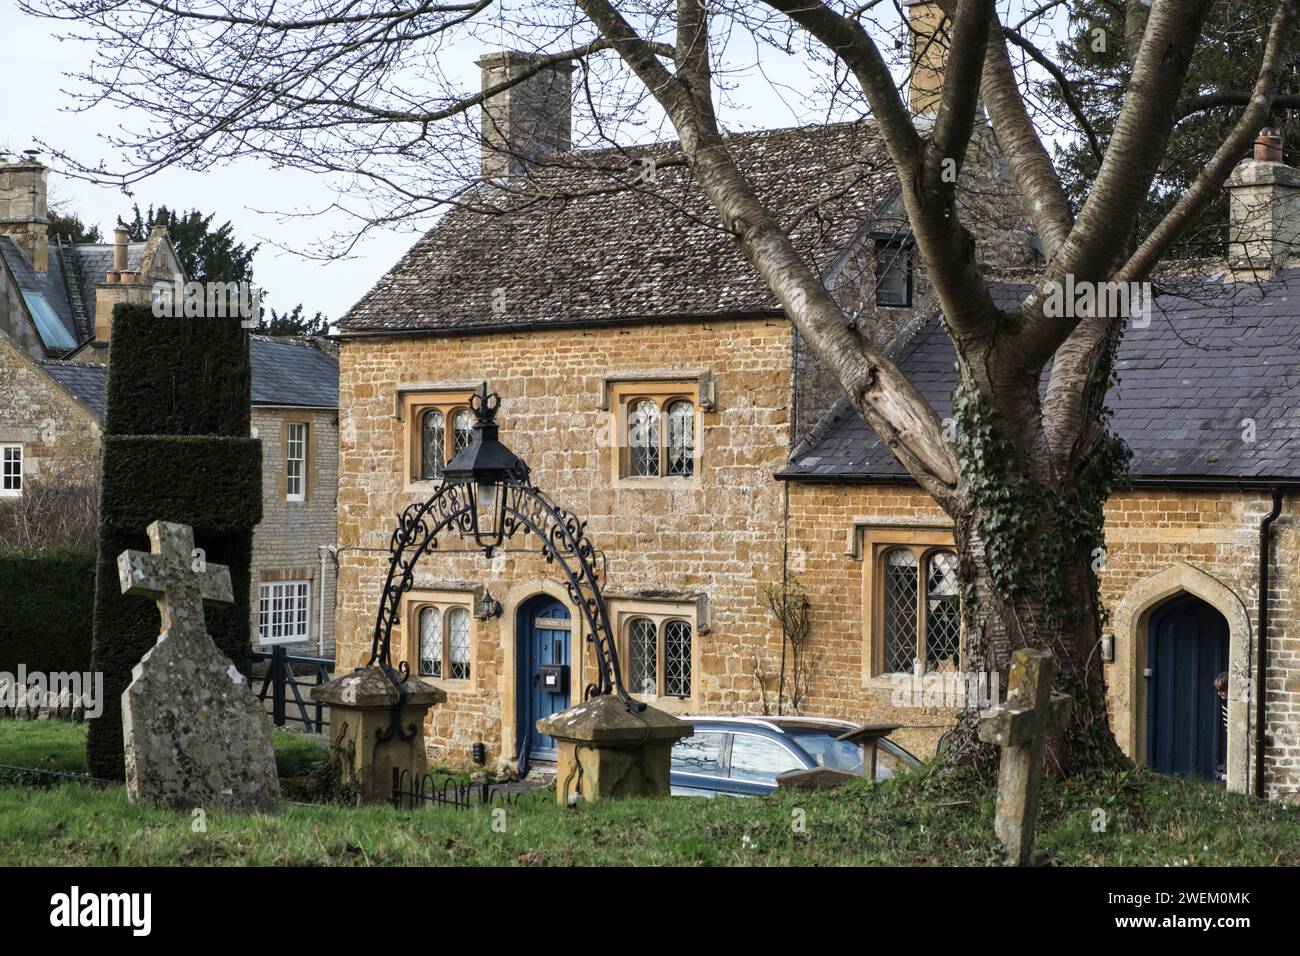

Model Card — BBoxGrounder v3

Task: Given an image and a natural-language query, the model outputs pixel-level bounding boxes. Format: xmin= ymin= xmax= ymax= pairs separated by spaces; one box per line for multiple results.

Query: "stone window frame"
xmin=258 ymin=577 xmax=312 ymax=645
xmin=0 ymin=443 xmax=22 ymax=498
xmin=860 ymin=527 xmax=962 ymax=686
xmin=608 ymin=598 xmax=697 ymax=710
xmin=403 ymin=588 xmax=476 ymax=692
xmin=606 ymin=381 xmax=703 ymax=488
xmin=398 ymin=388 xmax=478 ymax=490
xmin=277 ymin=412 xmax=319 ymax=505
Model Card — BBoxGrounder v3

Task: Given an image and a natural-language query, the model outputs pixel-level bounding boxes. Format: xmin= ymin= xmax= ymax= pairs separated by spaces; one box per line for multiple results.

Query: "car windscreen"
xmin=782 ymin=729 xmax=866 ymax=775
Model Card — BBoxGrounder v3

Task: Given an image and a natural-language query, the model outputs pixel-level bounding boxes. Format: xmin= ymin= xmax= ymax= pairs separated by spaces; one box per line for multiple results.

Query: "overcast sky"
xmin=0 ymin=2 xmax=1055 ymax=321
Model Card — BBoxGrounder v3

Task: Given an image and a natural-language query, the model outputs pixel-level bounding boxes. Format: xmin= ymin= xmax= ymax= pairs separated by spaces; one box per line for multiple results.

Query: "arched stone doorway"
xmin=1111 ymin=562 xmax=1251 ymax=792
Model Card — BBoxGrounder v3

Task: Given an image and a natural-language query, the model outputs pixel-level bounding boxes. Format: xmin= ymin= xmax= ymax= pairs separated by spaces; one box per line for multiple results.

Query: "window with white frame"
xmin=258 ymin=580 xmax=311 ymax=644
xmin=415 ymin=602 xmax=473 ymax=681
xmin=285 ymin=422 xmax=307 ymax=501
xmin=623 ymin=614 xmax=692 ymax=698
xmin=0 ymin=444 xmax=21 ymax=498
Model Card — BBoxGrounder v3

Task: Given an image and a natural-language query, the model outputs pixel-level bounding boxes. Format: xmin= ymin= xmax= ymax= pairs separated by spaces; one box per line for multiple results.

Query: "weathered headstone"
xmin=978 ymin=648 xmax=1071 ymax=866
xmin=117 ymin=520 xmax=280 ymax=813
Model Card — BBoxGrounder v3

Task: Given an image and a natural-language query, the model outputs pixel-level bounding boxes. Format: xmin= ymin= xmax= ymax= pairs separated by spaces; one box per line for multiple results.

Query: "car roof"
xmin=680 ymin=715 xmax=859 ymax=732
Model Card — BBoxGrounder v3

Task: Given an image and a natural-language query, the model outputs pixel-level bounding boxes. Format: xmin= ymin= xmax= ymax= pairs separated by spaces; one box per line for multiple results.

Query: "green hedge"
xmin=100 ymin=435 xmax=262 ymax=534
xmin=0 ymin=547 xmax=96 ymax=675
xmin=87 ymin=304 xmax=261 ymax=780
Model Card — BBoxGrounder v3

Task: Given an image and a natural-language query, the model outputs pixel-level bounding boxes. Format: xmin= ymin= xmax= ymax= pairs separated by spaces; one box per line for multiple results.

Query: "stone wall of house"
xmin=0 ymin=334 xmax=100 ymax=492
xmin=251 ymin=405 xmax=339 ymax=658
xmin=336 ymin=318 xmax=797 ymax=769
xmin=785 ymin=480 xmax=1300 ymax=802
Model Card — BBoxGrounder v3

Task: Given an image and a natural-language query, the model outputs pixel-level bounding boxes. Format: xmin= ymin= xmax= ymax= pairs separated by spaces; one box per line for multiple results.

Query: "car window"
xmin=876 ymin=742 xmax=917 ymax=780
xmin=783 ymin=730 xmax=865 ymax=774
xmin=671 ymin=733 xmax=726 ymax=776
xmin=728 ymin=733 xmax=804 ymax=783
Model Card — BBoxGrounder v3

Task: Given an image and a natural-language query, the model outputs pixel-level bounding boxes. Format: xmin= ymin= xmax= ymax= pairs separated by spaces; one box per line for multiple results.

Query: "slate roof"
xmin=249 ymin=336 xmax=339 ymax=408
xmin=35 ymin=337 xmax=338 ymax=419
xmin=341 ymin=122 xmax=897 ymax=333
xmin=1 ymin=236 xmax=151 ymax=349
xmin=39 ymin=360 xmax=109 ymax=418
xmin=782 ymin=270 xmax=1300 ymax=483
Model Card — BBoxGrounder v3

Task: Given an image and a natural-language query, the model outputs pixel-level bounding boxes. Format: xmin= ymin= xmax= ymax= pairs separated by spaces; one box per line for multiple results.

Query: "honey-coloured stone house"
xmin=336 ymin=35 xmax=1300 ymax=802
xmin=0 ymin=156 xmax=342 ymax=657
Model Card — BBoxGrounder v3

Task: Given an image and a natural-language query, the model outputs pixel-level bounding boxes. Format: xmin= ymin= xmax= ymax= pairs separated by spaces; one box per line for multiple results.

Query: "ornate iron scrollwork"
xmin=365 ymin=389 xmax=641 ymax=743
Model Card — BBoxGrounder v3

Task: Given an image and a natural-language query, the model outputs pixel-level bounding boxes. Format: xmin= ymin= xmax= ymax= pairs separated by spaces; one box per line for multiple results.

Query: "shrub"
xmin=0 ymin=546 xmax=96 ymax=674
xmin=86 ymin=303 xmax=261 ymax=780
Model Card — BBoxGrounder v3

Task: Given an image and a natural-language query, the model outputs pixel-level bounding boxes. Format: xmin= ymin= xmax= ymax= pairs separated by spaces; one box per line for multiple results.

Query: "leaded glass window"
xmin=628 ymin=400 xmax=660 ymax=477
xmin=629 ymin=617 xmax=657 ymax=695
xmin=447 ymin=607 xmax=471 ymax=680
xmin=666 ymin=401 xmax=694 ymax=477
xmin=421 ymin=409 xmax=445 ymax=480
xmin=418 ymin=606 xmax=442 ymax=678
xmin=883 ymin=548 xmax=919 ymax=673
xmin=664 ymin=620 xmax=692 ymax=697
xmin=452 ymin=408 xmax=473 ymax=457
xmin=925 ymin=551 xmax=961 ymax=672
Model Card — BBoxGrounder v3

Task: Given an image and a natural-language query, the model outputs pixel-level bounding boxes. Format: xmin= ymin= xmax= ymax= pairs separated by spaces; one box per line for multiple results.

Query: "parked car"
xmin=669 ymin=716 xmax=922 ymax=797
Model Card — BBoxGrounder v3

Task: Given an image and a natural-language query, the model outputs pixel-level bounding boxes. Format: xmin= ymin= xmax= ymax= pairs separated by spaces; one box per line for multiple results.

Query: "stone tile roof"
xmin=249 ymin=336 xmax=339 ymax=408
xmin=341 ymin=122 xmax=897 ymax=333
xmin=782 ymin=271 xmax=1300 ymax=482
xmin=36 ymin=336 xmax=338 ymax=419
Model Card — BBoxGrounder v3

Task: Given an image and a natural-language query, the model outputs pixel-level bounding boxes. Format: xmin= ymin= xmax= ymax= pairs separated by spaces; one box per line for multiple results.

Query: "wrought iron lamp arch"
xmin=365 ymin=387 xmax=641 ymax=742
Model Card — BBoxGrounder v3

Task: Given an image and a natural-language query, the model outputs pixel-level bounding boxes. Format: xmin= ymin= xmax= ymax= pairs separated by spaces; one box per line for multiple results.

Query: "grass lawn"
xmin=1 ymin=720 xmax=1296 ymax=866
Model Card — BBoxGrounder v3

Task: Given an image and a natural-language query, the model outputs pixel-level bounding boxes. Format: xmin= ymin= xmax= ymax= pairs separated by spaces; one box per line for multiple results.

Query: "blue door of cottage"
xmin=517 ymin=595 xmax=572 ymax=762
xmin=1146 ymin=594 xmax=1229 ymax=780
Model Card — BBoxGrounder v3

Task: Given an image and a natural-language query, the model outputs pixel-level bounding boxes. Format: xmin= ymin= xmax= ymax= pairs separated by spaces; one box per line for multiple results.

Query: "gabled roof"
xmin=35 ymin=336 xmax=338 ymax=421
xmin=781 ymin=270 xmax=1300 ymax=483
xmin=1 ymin=235 xmax=153 ymax=351
xmin=341 ymin=122 xmax=898 ymax=334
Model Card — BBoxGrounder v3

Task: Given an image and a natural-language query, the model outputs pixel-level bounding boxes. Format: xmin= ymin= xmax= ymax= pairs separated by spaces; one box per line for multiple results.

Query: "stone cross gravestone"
xmin=978 ymin=648 xmax=1071 ymax=866
xmin=117 ymin=520 xmax=280 ymax=813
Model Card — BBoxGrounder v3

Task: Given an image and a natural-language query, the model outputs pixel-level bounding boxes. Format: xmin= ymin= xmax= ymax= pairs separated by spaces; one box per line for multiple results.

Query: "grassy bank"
xmin=1 ymin=720 xmax=1296 ymax=866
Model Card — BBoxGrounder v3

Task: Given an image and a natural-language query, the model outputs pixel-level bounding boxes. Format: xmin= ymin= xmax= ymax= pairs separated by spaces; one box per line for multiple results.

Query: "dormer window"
xmin=874 ymin=239 xmax=912 ymax=307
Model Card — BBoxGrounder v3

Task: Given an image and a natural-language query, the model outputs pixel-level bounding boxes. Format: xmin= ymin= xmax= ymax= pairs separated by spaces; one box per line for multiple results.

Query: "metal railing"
xmin=251 ymin=647 xmax=333 ymax=733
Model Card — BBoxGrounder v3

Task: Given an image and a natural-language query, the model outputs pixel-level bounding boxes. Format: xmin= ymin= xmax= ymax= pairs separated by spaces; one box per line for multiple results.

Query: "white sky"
xmin=0 ymin=2 xmax=1057 ymax=319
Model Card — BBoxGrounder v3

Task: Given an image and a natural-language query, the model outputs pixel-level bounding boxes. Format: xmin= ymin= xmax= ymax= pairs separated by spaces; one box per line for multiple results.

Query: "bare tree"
xmin=23 ymin=0 xmax=1299 ymax=775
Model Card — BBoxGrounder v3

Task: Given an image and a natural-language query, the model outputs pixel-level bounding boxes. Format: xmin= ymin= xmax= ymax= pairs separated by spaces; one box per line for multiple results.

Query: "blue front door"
xmin=517 ymin=596 xmax=572 ymax=762
xmin=1147 ymin=594 xmax=1229 ymax=780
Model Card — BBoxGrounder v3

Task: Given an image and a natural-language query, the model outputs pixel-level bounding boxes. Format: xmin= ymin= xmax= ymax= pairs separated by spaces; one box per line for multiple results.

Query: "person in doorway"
xmin=1214 ymin=671 xmax=1229 ymax=786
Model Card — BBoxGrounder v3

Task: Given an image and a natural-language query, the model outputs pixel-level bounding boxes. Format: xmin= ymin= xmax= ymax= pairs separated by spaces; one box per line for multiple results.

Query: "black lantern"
xmin=443 ymin=385 xmax=528 ymax=554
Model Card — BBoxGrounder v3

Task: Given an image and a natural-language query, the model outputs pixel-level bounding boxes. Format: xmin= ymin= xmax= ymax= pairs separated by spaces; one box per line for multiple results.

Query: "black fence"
xmin=391 ymin=768 xmax=540 ymax=811
xmin=251 ymin=647 xmax=333 ymax=733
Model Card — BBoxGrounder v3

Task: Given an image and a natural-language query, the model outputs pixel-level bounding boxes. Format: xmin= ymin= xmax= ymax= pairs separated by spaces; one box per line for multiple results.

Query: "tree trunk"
xmin=940 ymin=494 xmax=1129 ymax=780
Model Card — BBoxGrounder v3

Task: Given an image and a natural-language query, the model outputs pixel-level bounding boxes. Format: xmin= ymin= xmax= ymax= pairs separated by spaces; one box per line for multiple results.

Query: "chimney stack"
xmin=476 ymin=51 xmax=574 ymax=180
xmin=0 ymin=153 xmax=49 ymax=271
xmin=1227 ymin=128 xmax=1299 ymax=274
xmin=903 ymin=0 xmax=947 ymax=119
xmin=113 ymin=224 xmax=129 ymax=272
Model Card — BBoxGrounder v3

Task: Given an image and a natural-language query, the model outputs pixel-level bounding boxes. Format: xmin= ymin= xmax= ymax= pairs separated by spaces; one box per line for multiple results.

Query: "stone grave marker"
xmin=117 ymin=520 xmax=280 ymax=813
xmin=978 ymin=648 xmax=1071 ymax=865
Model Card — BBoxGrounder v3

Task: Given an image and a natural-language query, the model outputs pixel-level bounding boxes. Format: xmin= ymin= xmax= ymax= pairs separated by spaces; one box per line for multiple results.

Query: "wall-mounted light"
xmin=471 ymin=742 xmax=486 ymax=766
xmin=475 ymin=587 xmax=502 ymax=621
xmin=1100 ymin=633 xmax=1115 ymax=663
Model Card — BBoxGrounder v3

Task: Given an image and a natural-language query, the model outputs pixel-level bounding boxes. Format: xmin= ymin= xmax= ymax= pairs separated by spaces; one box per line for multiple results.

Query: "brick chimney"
xmin=0 ymin=152 xmax=49 ymax=271
xmin=1226 ymin=128 xmax=1300 ymax=274
xmin=476 ymin=51 xmax=574 ymax=180
xmin=903 ymin=0 xmax=947 ymax=119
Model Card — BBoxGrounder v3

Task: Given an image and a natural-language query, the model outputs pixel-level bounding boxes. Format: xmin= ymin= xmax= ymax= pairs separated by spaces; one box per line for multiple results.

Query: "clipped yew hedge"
xmin=86 ymin=303 xmax=262 ymax=780
xmin=0 ymin=547 xmax=96 ymax=675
